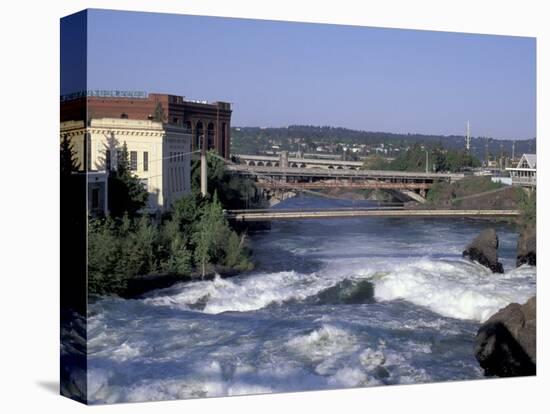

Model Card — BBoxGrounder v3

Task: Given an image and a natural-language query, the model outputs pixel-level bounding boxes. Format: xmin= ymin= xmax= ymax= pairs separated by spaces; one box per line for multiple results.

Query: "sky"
xmin=66 ymin=9 xmax=536 ymax=140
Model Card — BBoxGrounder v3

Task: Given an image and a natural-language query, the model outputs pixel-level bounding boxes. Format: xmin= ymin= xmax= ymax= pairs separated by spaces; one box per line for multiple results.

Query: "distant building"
xmin=491 ymin=176 xmax=512 ymax=186
xmin=61 ymin=91 xmax=232 ymax=158
xmin=60 ymin=118 xmax=192 ymax=212
xmin=506 ymin=153 xmax=536 ymax=186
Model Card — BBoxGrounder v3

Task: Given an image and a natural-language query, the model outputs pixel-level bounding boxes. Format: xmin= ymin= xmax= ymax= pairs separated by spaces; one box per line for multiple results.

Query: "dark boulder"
xmin=517 ymin=227 xmax=536 ymax=267
xmin=475 ymin=296 xmax=536 ymax=377
xmin=462 ymin=229 xmax=504 ymax=273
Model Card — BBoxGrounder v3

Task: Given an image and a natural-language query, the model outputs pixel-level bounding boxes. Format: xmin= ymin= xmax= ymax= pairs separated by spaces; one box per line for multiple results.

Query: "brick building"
xmin=61 ymin=91 xmax=232 ymax=158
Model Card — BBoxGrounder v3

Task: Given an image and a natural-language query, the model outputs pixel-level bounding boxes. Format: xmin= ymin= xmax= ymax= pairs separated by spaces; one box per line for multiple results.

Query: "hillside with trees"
xmin=231 ymin=125 xmax=536 ymax=161
xmin=362 ymin=144 xmax=480 ymax=173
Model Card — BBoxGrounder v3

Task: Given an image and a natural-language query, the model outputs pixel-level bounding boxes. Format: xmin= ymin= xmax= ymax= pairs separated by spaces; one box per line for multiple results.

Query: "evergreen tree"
xmin=161 ymin=235 xmax=192 ymax=275
xmin=108 ymin=141 xmax=149 ymax=217
xmin=117 ymin=141 xmax=130 ymax=175
xmin=60 ymin=134 xmax=81 ymax=175
xmin=153 ymin=102 xmax=165 ymax=122
xmin=88 ymin=216 xmax=126 ymax=295
xmin=193 ymin=192 xmax=227 ymax=278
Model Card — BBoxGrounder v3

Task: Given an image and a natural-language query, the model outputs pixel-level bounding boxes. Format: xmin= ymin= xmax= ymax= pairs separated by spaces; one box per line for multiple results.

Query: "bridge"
xmin=234 ymin=153 xmax=364 ymax=170
xmin=226 ymin=164 xmax=463 ymax=182
xmin=226 ymin=161 xmax=464 ymax=204
xmin=224 ymin=207 xmax=520 ymax=222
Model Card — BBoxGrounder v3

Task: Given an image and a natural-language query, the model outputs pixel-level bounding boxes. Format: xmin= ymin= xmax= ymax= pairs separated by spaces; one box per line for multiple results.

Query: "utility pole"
xmin=485 ymin=137 xmax=489 ymax=167
xmin=466 ymin=121 xmax=471 ymax=153
xmin=200 ymin=132 xmax=207 ymax=197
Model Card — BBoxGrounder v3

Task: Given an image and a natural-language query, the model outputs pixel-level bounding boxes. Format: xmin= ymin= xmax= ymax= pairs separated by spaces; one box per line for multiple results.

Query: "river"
xmin=86 ymin=196 xmax=536 ymax=404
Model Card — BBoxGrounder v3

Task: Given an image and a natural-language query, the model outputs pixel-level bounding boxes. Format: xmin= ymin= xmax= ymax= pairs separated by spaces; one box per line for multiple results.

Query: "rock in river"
xmin=462 ymin=229 xmax=504 ymax=273
xmin=517 ymin=227 xmax=536 ymax=267
xmin=475 ymin=296 xmax=536 ymax=377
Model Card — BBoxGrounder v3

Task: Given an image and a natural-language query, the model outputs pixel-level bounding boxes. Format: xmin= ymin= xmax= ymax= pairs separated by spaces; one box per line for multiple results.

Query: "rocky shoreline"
xmin=475 ymin=296 xmax=536 ymax=377
xmin=461 ymin=226 xmax=537 ymax=377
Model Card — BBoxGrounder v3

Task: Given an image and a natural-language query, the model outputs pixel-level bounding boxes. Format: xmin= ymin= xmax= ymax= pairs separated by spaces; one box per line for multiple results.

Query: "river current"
xmin=87 ymin=196 xmax=536 ymax=404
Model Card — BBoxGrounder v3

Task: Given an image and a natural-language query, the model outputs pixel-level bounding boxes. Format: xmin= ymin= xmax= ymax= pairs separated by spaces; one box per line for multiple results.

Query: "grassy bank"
xmin=426 ymin=176 xmax=522 ymax=209
xmin=424 ymin=176 xmax=535 ymax=231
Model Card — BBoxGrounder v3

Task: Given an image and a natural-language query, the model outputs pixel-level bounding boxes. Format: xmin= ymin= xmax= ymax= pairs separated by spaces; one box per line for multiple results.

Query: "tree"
xmin=161 ymin=235 xmax=192 ymax=275
xmin=193 ymin=192 xmax=228 ymax=278
xmin=88 ymin=216 xmax=126 ymax=295
xmin=60 ymin=134 xmax=81 ymax=175
xmin=519 ymin=189 xmax=536 ymax=229
xmin=361 ymin=154 xmax=388 ymax=170
xmin=108 ymin=141 xmax=149 ymax=217
xmin=117 ymin=141 xmax=130 ymax=174
xmin=191 ymin=151 xmax=260 ymax=209
xmin=153 ymin=102 xmax=165 ymax=122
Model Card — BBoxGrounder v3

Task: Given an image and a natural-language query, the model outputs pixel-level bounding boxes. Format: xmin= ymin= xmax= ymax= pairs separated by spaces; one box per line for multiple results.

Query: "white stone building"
xmin=60 ymin=118 xmax=192 ymax=212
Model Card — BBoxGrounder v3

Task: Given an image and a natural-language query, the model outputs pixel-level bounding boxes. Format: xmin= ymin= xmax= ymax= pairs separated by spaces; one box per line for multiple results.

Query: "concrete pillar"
xmin=280 ymin=150 xmax=288 ymax=183
xmin=280 ymin=150 xmax=289 ymax=169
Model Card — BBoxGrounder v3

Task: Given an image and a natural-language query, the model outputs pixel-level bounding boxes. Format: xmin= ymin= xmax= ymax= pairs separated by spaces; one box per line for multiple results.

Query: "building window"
xmin=143 ymin=151 xmax=149 ymax=172
xmin=130 ymin=151 xmax=137 ymax=171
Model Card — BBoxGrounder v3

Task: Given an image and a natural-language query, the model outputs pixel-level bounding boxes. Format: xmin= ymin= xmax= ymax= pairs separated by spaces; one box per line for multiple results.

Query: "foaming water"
xmin=87 ymin=196 xmax=536 ymax=404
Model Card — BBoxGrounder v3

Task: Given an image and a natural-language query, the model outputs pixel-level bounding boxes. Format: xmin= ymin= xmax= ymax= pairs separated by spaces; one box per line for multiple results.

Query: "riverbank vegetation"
xmin=424 ymin=175 xmax=536 ymax=233
xmin=87 ymin=149 xmax=256 ymax=297
xmin=424 ymin=176 xmax=522 ymax=210
xmin=518 ymin=189 xmax=536 ymax=229
xmin=191 ymin=152 xmax=264 ymax=210
xmin=362 ymin=144 xmax=480 ymax=173
xmin=88 ymin=193 xmax=253 ymax=296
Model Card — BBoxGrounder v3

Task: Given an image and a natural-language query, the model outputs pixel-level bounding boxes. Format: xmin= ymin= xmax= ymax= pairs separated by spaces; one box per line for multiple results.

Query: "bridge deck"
xmin=225 ymin=208 xmax=520 ymax=221
xmin=227 ymin=165 xmax=463 ymax=181
xmin=256 ymin=181 xmax=432 ymax=190
xmin=235 ymin=154 xmax=364 ymax=167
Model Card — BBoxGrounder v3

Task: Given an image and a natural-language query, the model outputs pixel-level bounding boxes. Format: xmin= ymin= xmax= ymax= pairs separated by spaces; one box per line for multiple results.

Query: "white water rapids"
xmin=86 ymin=197 xmax=536 ymax=404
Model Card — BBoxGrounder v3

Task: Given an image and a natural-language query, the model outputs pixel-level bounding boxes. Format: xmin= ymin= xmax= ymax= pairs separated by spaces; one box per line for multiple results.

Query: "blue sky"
xmin=79 ymin=9 xmax=535 ymax=140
